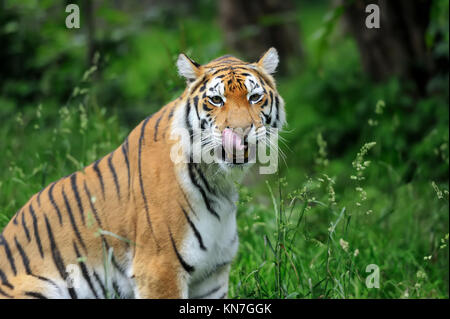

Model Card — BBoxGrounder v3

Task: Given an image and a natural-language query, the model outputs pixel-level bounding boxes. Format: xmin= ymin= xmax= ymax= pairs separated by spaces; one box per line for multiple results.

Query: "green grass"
xmin=230 ymin=154 xmax=449 ymax=298
xmin=0 ymin=1 xmax=448 ymax=299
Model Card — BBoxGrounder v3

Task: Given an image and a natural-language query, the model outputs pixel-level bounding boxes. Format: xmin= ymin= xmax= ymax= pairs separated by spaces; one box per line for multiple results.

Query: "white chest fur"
xmin=176 ymin=163 xmax=241 ymax=298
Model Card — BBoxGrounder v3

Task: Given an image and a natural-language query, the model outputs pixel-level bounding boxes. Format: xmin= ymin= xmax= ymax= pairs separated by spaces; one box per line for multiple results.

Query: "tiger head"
xmin=175 ymin=48 xmax=286 ymax=173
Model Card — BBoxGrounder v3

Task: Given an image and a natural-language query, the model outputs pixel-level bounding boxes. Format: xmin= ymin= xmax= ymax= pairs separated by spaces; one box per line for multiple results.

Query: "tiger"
xmin=0 ymin=47 xmax=286 ymax=299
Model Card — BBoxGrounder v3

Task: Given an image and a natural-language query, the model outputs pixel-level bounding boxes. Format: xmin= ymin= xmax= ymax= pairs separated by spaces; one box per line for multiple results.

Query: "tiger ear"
xmin=256 ymin=47 xmax=279 ymax=74
xmin=177 ymin=53 xmax=201 ymax=82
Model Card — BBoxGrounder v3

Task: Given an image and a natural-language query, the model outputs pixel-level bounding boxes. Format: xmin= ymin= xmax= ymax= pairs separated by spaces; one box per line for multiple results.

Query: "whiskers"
xmin=192 ymin=127 xmax=221 ymax=155
xmin=260 ymin=126 xmax=288 ymax=168
xmin=268 ymin=126 xmax=292 ymax=154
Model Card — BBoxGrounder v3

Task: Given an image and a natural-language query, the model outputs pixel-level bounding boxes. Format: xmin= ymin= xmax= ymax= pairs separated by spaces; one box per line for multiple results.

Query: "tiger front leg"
xmin=132 ymin=254 xmax=189 ymax=299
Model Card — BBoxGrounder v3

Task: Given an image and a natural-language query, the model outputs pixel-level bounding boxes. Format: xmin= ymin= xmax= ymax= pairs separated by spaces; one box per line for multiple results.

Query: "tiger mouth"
xmin=220 ymin=143 xmax=251 ymax=165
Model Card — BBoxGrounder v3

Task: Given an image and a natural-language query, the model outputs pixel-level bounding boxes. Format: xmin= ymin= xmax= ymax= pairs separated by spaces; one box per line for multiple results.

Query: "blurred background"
xmin=0 ymin=0 xmax=448 ymax=298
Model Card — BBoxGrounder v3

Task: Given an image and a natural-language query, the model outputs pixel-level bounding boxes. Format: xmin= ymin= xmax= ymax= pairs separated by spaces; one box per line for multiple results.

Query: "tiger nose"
xmin=226 ymin=107 xmax=253 ymax=131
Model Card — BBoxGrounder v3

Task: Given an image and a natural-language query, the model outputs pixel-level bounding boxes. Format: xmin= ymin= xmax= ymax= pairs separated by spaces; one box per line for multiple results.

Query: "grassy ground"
xmin=0 ymin=2 xmax=448 ymax=298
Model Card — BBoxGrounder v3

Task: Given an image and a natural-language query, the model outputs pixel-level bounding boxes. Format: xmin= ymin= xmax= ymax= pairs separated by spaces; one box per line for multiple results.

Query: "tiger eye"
xmin=210 ymin=96 xmax=223 ymax=105
xmin=249 ymin=94 xmax=262 ymax=103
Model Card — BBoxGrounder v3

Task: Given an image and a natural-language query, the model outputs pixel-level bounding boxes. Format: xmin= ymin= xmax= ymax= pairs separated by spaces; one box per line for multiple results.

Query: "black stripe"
xmin=44 ymin=214 xmax=78 ymax=299
xmin=83 ymin=181 xmax=104 ymax=229
xmin=92 ymin=159 xmax=105 ymax=200
xmin=193 ymin=96 xmax=200 ymax=121
xmin=70 ymin=173 xmax=85 ymax=225
xmin=268 ymin=91 xmax=274 ymax=117
xmin=29 ymin=204 xmax=44 ymax=258
xmin=254 ymin=69 xmax=274 ymax=90
xmin=273 ymin=96 xmax=280 ymax=128
xmin=32 ymin=275 xmax=59 ymax=288
xmin=162 ymin=107 xmax=174 ymax=140
xmin=212 ymin=55 xmax=233 ymax=62
xmin=185 ymin=99 xmax=192 ymax=127
xmin=24 ymin=291 xmax=48 ymax=299
xmin=210 ymin=65 xmax=251 ymax=76
xmin=216 ymin=60 xmax=237 ymax=67
xmin=21 ymin=210 xmax=31 ymax=242
xmin=37 ymin=188 xmax=44 ymax=207
xmin=107 ymin=152 xmax=121 ymax=201
xmin=0 ymin=268 xmax=13 ymax=289
xmin=12 ymin=209 xmax=20 ymax=225
xmin=62 ymin=187 xmax=87 ymax=251
xmin=191 ymin=75 xmax=207 ymax=94
xmin=121 ymin=139 xmax=131 ymax=190
xmin=154 ymin=108 xmax=167 ymax=142
xmin=48 ymin=182 xmax=63 ymax=225
xmin=112 ymin=281 xmax=121 ymax=298
xmin=73 ymin=242 xmax=99 ymax=298
xmin=186 ymin=55 xmax=200 ymax=67
xmin=0 ymin=234 xmax=17 ymax=275
xmin=14 ymin=236 xmax=32 ymax=274
xmin=219 ymin=292 xmax=227 ymax=299
xmin=168 ymin=107 xmax=175 ymax=120
xmin=185 ymin=100 xmax=194 ymax=163
xmin=93 ymin=271 xmax=107 ymax=298
xmin=13 ymin=235 xmax=59 ymax=289
xmin=43 ymin=214 xmax=65 ymax=277
xmin=264 ymin=91 xmax=275 ymax=125
xmin=176 ymin=179 xmax=197 ymax=217
xmin=260 ymin=98 xmax=268 ymax=109
xmin=260 ymin=97 xmax=270 ymax=122
xmin=203 ymin=102 xmax=212 ymax=112
xmin=0 ymin=286 xmax=12 ymax=298
xmin=169 ymin=228 xmax=194 ymax=273
xmin=194 ymin=164 xmax=216 ymax=196
xmin=262 ymin=112 xmax=271 ymax=125
xmin=192 ymin=285 xmax=221 ymax=299
xmin=138 ymin=116 xmax=160 ymax=251
xmin=213 ymin=63 xmax=248 ymax=68
xmin=82 ymin=182 xmax=126 ymax=277
xmin=211 ymin=67 xmax=230 ymax=76
xmin=111 ymin=256 xmax=126 ymax=277
xmin=255 ymin=73 xmax=267 ymax=86
xmin=180 ymin=205 xmax=206 ymax=251
xmin=138 ymin=117 xmax=154 ymax=230
xmin=187 ymin=164 xmax=220 ymax=220
xmin=200 ymin=119 xmax=208 ymax=130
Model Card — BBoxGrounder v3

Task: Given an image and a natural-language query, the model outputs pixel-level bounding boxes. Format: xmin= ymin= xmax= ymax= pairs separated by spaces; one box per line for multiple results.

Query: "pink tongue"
xmin=222 ymin=128 xmax=245 ymax=154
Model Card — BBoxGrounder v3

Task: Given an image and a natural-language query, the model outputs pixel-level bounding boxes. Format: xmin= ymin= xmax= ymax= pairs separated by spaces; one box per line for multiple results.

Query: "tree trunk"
xmin=84 ymin=0 xmax=96 ymax=66
xmin=219 ymin=0 xmax=303 ymax=72
xmin=340 ymin=0 xmax=433 ymax=94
